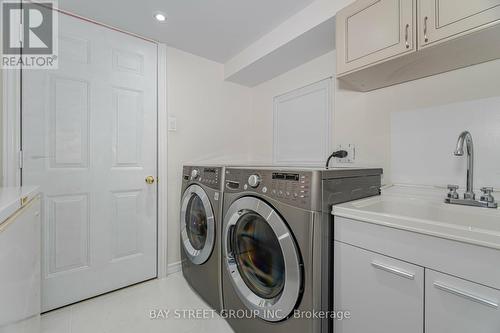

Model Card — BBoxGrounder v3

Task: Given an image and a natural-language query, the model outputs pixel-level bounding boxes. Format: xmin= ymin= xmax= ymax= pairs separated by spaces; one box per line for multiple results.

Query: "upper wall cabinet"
xmin=419 ymin=0 xmax=500 ymax=47
xmin=337 ymin=0 xmax=500 ymax=91
xmin=336 ymin=0 xmax=416 ymax=75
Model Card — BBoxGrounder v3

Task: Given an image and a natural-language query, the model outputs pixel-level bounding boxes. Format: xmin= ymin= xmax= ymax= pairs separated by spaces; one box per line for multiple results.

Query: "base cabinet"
xmin=334 ymin=220 xmax=500 ymax=332
xmin=333 ymin=241 xmax=424 ymax=333
xmin=425 ymin=270 xmax=500 ymax=333
xmin=0 ymin=197 xmax=41 ymax=328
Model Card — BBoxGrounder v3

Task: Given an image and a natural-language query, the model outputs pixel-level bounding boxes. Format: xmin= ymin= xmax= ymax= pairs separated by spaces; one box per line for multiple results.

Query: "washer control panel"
xmin=191 ymin=169 xmax=200 ymax=179
xmin=183 ymin=166 xmax=221 ymax=190
xmin=225 ymin=168 xmax=313 ymax=209
xmin=248 ymin=174 xmax=262 ymax=188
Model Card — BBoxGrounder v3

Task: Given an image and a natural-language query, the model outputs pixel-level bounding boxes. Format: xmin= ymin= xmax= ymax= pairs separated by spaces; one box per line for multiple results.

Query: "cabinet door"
xmin=0 ymin=197 xmax=41 ymax=327
xmin=419 ymin=0 xmax=500 ymax=47
xmin=334 ymin=242 xmax=424 ymax=333
xmin=336 ymin=0 xmax=416 ymax=75
xmin=426 ymin=269 xmax=500 ymax=333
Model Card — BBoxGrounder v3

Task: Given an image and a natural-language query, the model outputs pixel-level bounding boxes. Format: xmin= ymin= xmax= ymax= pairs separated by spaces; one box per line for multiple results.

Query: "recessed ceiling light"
xmin=154 ymin=12 xmax=166 ymax=22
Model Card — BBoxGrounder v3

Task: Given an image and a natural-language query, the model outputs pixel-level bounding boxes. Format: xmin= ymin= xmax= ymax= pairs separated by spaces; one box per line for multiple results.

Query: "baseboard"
xmin=167 ymin=261 xmax=182 ymax=275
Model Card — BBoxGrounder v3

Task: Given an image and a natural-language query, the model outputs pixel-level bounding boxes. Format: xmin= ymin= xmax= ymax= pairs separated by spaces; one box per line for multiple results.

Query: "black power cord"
xmin=325 ymin=150 xmax=348 ymax=169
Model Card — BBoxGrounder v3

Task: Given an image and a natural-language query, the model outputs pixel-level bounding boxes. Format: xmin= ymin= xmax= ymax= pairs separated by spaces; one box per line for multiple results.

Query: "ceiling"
xmin=58 ymin=0 xmax=316 ymax=63
xmin=226 ymin=18 xmax=335 ymax=86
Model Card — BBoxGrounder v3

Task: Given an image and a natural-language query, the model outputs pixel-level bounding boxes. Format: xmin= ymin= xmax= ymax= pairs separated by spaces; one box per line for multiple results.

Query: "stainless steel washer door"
xmin=180 ymin=185 xmax=215 ymax=265
xmin=224 ymin=196 xmax=302 ymax=322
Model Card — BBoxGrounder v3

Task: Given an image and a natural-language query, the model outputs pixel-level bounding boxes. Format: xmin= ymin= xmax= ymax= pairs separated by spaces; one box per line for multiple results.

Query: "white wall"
xmin=166 ymin=47 xmax=252 ymax=266
xmin=339 ymin=58 xmax=500 ymax=186
xmin=250 ymin=52 xmax=335 ymax=163
xmin=249 ymin=51 xmax=500 ymax=187
xmin=250 ymin=50 xmax=391 ymax=183
xmin=392 ymin=97 xmax=500 ymax=190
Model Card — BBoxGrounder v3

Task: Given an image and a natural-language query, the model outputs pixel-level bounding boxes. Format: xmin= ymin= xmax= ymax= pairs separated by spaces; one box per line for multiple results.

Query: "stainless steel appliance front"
xmin=180 ymin=184 xmax=215 ymax=265
xmin=180 ymin=165 xmax=223 ymax=312
xmin=221 ymin=166 xmax=382 ymax=333
xmin=224 ymin=196 xmax=302 ymax=322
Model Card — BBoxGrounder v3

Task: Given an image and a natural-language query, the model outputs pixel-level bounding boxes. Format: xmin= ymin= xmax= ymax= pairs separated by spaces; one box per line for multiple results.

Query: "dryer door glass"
xmin=224 ymin=196 xmax=302 ymax=322
xmin=233 ymin=211 xmax=285 ymax=299
xmin=185 ymin=194 xmax=207 ymax=251
xmin=180 ymin=185 xmax=215 ymax=265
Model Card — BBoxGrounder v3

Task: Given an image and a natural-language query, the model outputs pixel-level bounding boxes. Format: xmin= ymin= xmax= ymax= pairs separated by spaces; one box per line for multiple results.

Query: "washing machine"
xmin=180 ymin=165 xmax=224 ymax=312
xmin=221 ymin=167 xmax=382 ymax=333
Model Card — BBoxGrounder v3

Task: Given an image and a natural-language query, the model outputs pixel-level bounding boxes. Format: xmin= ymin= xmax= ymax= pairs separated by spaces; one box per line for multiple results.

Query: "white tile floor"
xmin=39 ymin=272 xmax=233 ymax=333
xmin=0 ymin=272 xmax=233 ymax=333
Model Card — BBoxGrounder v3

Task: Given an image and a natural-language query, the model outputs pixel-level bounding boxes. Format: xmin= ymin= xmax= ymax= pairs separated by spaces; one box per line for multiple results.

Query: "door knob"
xmin=145 ymin=176 xmax=155 ymax=184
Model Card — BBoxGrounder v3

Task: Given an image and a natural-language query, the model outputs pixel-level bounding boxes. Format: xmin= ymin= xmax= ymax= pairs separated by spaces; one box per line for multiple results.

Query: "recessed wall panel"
xmin=50 ymin=77 xmax=89 ymax=168
xmin=112 ymin=88 xmax=143 ymax=167
xmin=346 ymin=0 xmax=400 ymax=63
xmin=59 ymin=35 xmax=90 ymax=64
xmin=111 ymin=191 xmax=142 ymax=260
xmin=112 ymin=49 xmax=144 ymax=75
xmin=47 ymin=194 xmax=90 ymax=275
xmin=437 ymin=0 xmax=500 ymax=27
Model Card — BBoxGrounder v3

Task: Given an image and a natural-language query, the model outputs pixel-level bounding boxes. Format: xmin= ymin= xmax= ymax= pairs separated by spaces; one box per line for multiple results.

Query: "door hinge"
xmin=18 ymin=150 xmax=24 ymax=169
xmin=19 ymin=9 xmax=24 ymax=47
xmin=19 ymin=23 xmax=24 ymax=47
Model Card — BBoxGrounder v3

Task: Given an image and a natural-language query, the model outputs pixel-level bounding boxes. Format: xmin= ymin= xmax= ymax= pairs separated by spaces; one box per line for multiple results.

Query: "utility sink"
xmin=332 ymin=185 xmax=500 ymax=250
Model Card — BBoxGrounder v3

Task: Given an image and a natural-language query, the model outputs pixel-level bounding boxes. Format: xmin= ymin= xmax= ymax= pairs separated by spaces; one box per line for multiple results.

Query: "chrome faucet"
xmin=445 ymin=131 xmax=498 ymax=208
xmin=454 ymin=131 xmax=475 ymax=199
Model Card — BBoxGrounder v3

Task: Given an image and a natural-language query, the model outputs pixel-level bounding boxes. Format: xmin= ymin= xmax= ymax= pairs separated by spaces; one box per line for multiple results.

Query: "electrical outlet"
xmin=336 ymin=144 xmax=355 ymax=163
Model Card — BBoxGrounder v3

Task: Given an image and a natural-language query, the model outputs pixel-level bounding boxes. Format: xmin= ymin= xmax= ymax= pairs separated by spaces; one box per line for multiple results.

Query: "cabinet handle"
xmin=371 ymin=261 xmax=415 ymax=280
xmin=405 ymin=24 xmax=410 ymax=49
xmin=424 ymin=16 xmax=429 ymax=43
xmin=434 ymin=282 xmax=498 ymax=309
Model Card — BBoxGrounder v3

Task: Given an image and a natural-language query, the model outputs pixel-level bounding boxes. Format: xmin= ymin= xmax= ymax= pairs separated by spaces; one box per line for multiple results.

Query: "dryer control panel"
xmin=225 ymin=167 xmax=382 ymax=212
xmin=183 ymin=166 xmax=222 ymax=191
xmin=224 ymin=168 xmax=316 ymax=210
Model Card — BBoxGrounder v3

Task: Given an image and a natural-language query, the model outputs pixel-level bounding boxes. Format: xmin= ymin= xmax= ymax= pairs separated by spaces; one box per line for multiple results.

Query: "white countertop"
xmin=332 ymin=184 xmax=500 ymax=250
xmin=0 ymin=186 xmax=40 ymax=225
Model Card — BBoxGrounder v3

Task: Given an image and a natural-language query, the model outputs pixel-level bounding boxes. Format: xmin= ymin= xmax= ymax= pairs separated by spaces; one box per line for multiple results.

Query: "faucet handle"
xmin=481 ymin=186 xmax=494 ymax=194
xmin=447 ymin=185 xmax=459 ymax=199
xmin=480 ymin=187 xmax=495 ymax=203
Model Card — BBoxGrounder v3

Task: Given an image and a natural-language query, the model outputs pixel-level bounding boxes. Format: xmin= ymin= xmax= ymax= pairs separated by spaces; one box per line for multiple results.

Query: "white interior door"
xmin=22 ymin=13 xmax=158 ymax=311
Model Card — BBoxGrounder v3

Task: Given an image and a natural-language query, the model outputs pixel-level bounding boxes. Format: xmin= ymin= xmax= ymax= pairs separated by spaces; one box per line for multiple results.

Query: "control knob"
xmin=248 ymin=174 xmax=262 ymax=188
xmin=191 ymin=169 xmax=200 ymax=179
